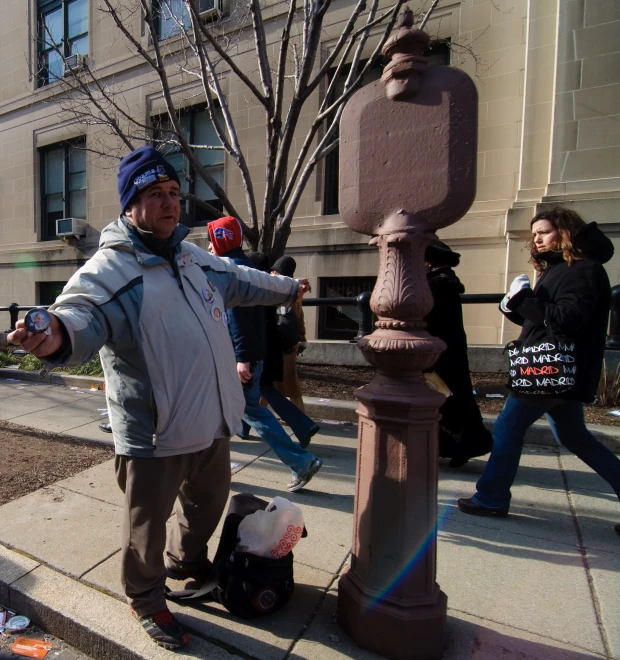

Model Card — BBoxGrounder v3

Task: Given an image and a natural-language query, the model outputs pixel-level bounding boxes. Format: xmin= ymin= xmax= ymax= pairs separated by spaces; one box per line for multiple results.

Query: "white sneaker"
xmin=287 ymin=458 xmax=323 ymax=492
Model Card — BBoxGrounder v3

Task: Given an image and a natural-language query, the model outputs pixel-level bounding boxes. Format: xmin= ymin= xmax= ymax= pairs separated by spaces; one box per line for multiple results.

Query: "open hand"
xmin=296 ymin=278 xmax=311 ymax=302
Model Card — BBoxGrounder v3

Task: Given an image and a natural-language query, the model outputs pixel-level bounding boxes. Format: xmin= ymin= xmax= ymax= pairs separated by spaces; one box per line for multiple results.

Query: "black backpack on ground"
xmin=166 ymin=493 xmax=302 ymax=619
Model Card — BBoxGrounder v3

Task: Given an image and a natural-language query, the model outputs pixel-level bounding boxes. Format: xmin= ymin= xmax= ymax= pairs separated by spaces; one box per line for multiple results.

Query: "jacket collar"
xmin=117 ymin=215 xmax=189 ymax=266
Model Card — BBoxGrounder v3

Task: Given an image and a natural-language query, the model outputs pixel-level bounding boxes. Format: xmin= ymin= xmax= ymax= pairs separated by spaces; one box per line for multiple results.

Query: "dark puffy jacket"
xmin=505 ymin=222 xmax=613 ymax=403
xmin=222 ymin=247 xmax=266 ymax=364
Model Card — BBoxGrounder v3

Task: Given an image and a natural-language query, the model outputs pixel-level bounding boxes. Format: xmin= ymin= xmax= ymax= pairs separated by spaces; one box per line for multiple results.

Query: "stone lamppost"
xmin=336 ymin=8 xmax=478 ymax=660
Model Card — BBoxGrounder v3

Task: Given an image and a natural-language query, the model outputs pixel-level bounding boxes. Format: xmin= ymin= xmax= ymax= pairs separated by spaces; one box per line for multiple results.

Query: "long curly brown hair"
xmin=527 ymin=207 xmax=587 ymax=272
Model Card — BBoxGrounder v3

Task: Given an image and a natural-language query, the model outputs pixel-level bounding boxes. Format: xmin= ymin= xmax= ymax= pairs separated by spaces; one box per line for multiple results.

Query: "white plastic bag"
xmin=236 ymin=496 xmax=305 ymax=559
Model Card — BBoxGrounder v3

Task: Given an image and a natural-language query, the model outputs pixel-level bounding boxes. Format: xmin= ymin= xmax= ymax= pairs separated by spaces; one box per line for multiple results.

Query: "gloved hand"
xmin=501 ymin=274 xmax=531 ymax=312
xmin=297 ymin=341 xmax=308 ymax=355
xmin=508 ymin=274 xmax=531 ymax=296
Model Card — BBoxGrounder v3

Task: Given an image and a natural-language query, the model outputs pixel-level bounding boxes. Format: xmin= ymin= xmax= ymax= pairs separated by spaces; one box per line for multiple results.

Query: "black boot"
xmin=99 ymin=423 xmax=112 ymax=433
xmin=458 ymin=497 xmax=509 ymax=517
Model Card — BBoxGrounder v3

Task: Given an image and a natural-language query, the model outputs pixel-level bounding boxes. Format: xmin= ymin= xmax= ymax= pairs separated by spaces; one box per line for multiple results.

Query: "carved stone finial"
xmin=399 ymin=6 xmax=414 ymax=28
xmin=381 ymin=7 xmax=430 ymax=101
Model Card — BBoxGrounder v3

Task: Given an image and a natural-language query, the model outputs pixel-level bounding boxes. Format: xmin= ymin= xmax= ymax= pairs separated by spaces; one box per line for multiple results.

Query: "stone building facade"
xmin=0 ymin=0 xmax=619 ymax=343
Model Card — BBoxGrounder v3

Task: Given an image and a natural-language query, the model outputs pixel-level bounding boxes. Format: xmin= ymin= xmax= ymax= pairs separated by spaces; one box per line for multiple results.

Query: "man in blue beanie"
xmin=9 ymin=144 xmax=311 ymax=651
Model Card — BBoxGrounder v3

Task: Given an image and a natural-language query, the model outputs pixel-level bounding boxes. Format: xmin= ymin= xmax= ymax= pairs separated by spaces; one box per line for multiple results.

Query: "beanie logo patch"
xmin=213 ymin=227 xmax=234 ymax=240
xmin=134 ymin=165 xmax=171 ymax=190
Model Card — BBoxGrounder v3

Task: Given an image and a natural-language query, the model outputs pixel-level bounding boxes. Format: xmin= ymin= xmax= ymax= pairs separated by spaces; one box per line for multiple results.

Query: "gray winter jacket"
xmin=45 ymin=218 xmax=298 ymax=457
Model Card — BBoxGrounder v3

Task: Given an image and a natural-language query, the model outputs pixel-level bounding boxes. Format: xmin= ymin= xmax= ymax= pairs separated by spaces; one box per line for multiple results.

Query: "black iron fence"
xmin=3 ymin=285 xmax=620 ymax=348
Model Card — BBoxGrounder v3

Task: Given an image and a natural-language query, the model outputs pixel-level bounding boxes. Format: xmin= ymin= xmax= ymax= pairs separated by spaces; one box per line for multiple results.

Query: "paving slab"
xmin=9 ymin=562 xmax=229 ymax=660
xmin=237 ymin=445 xmax=357 ymax=498
xmin=230 ymin=437 xmax=272 ymax=472
xmin=60 ymin=419 xmax=115 ymax=445
xmin=0 ymin=389 xmax=98 ymax=422
xmin=81 ymin=517 xmax=183 ymax=603
xmin=436 ymin=516 xmax=606 ymax=655
xmin=54 ymin=459 xmax=122 ymax=508
xmin=0 ymin=485 xmax=121 ymax=578
xmin=559 ymin=450 xmax=620 ymax=495
xmin=570 ymin=488 xmax=620 ymax=558
xmin=588 ymin=562 xmax=620 ymax=659
xmin=440 ymin=494 xmax=580 ymax=553
xmin=170 ymin=562 xmax=336 ymax=660
xmin=443 ymin=610 xmax=609 ymax=660
xmin=289 ymin=585 xmax=608 ymax=660
xmin=8 ymin=398 xmax=107 ymax=434
xmin=0 ymin=380 xmax=43 ymax=399
xmin=79 ymin=548 xmax=124 ymax=600
xmin=0 ymin=543 xmax=40 ymax=602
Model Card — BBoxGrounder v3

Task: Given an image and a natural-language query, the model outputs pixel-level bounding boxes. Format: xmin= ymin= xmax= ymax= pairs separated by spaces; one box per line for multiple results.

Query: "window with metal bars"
xmin=318 ymin=277 xmax=376 ymax=340
xmin=38 ymin=0 xmax=88 ymax=87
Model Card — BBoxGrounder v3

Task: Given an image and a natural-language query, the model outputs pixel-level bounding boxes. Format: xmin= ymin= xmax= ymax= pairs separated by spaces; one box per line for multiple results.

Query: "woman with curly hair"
xmin=458 ymin=207 xmax=620 ymax=535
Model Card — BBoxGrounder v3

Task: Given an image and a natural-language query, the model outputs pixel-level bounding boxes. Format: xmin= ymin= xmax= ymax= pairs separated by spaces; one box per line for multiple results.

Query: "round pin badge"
xmin=211 ymin=306 xmax=222 ymax=322
xmin=202 ymin=288 xmax=214 ymax=304
xmin=5 ymin=615 xmax=30 ymax=631
xmin=222 ymin=311 xmax=228 ymax=328
xmin=25 ymin=308 xmax=51 ymax=334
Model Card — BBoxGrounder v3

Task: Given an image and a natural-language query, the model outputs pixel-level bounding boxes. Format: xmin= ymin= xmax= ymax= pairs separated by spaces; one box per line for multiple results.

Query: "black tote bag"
xmin=505 ymin=314 xmax=578 ymax=397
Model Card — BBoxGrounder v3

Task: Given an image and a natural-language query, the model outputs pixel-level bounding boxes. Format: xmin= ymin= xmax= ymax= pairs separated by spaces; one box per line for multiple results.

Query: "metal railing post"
xmin=352 ymin=291 xmax=373 ymax=343
xmin=8 ymin=303 xmax=19 ymax=331
xmin=607 ymin=284 xmax=620 ymax=350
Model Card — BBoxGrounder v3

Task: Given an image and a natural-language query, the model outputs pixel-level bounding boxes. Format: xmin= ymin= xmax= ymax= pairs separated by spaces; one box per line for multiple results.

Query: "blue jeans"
xmin=242 ymin=361 xmax=317 ymax=478
xmin=260 ymin=382 xmax=317 ymax=442
xmin=474 ymin=394 xmax=620 ymax=509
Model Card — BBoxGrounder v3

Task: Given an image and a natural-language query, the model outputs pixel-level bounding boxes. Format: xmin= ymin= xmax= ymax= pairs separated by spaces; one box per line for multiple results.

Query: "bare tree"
xmin=37 ymin=0 xmax=443 ymax=258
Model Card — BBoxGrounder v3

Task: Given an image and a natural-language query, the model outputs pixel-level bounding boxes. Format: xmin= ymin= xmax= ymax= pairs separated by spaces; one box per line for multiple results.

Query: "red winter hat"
xmin=208 ymin=216 xmax=243 ymax=256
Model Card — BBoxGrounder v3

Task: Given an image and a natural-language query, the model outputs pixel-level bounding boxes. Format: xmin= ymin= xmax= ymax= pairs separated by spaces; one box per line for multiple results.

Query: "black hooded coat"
xmin=504 ymin=222 xmax=613 ymax=403
xmin=424 ymin=243 xmax=493 ymax=462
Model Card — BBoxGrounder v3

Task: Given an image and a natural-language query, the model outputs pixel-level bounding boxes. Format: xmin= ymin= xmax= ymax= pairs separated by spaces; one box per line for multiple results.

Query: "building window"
xmin=322 ymin=59 xmax=384 ymax=216
xmin=154 ymin=0 xmax=220 ymax=40
xmin=323 ymin=40 xmax=450 ymax=215
xmin=38 ymin=0 xmax=88 ymax=86
xmin=318 ymin=277 xmax=376 ymax=340
xmin=153 ymin=106 xmax=225 ymax=227
xmin=38 ymin=281 xmax=66 ymax=305
xmin=40 ymin=139 xmax=87 ymax=241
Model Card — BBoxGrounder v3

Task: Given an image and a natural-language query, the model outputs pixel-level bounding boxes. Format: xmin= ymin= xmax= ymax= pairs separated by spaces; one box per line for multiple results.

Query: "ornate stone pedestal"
xmin=338 ymin=230 xmax=447 ymax=660
xmin=335 ymin=8 xmax=478 ymax=659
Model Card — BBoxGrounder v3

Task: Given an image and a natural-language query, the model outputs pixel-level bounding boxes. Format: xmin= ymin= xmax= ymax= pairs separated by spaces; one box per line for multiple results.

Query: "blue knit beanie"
xmin=117 ymin=146 xmax=181 ymax=212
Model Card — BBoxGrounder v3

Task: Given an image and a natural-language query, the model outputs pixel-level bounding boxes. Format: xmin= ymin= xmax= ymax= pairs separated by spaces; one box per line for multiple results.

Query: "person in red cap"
xmin=208 ymin=217 xmax=323 ymax=492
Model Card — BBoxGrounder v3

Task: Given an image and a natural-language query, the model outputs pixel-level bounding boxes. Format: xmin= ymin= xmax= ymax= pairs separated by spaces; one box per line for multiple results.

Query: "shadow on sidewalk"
xmin=232 ymin=479 xmax=354 ymax=512
xmin=440 ymin=458 xmax=619 ymax=500
xmin=174 ymin=580 xmax=328 ymax=655
xmin=444 ymin=614 xmax=606 ymax=659
xmin=440 ymin=502 xmax=619 ymax=572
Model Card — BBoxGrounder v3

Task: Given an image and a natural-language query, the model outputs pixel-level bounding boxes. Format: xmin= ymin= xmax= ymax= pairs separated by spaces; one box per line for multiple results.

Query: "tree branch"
xmin=188 ymin=0 xmax=260 ymax=236
xmin=133 ymin=0 xmax=243 ymax=219
xmin=193 ymin=9 xmax=268 ymax=108
xmin=249 ymin=0 xmax=273 ymax=102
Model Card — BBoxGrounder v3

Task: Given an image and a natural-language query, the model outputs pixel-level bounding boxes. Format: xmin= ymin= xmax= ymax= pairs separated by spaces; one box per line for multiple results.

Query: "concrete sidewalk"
xmin=0 ymin=378 xmax=619 ymax=660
